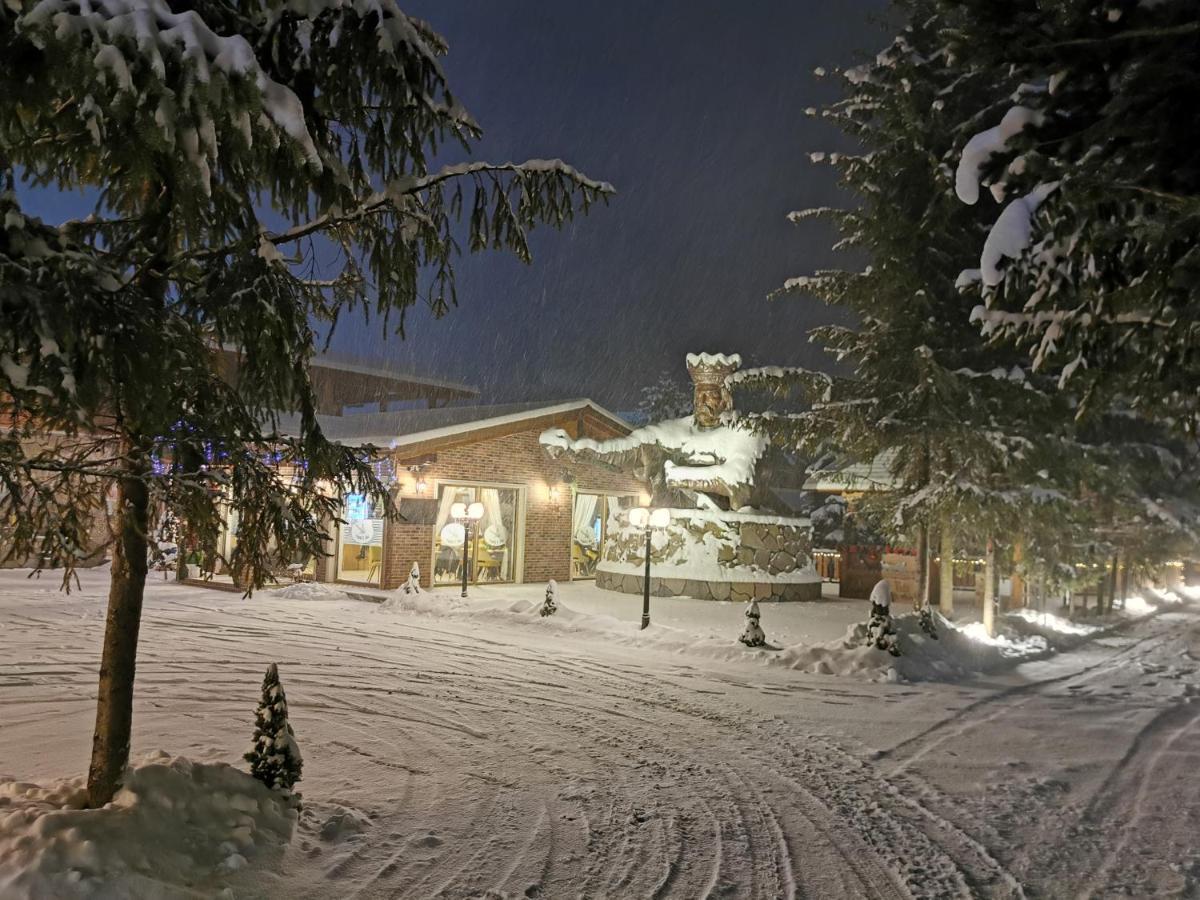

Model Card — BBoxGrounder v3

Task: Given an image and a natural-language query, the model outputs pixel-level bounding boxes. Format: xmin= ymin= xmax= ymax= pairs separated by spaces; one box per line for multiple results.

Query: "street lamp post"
xmin=451 ymin=500 xmax=485 ymax=598
xmin=629 ymin=506 xmax=670 ymax=629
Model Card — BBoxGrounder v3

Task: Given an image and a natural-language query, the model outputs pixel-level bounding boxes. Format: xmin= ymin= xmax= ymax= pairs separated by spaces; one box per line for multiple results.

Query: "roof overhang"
xmin=346 ymin=400 xmax=631 ymax=453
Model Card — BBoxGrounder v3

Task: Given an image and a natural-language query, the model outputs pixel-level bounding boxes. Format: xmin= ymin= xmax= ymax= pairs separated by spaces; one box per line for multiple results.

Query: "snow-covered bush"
xmin=738 ymin=599 xmax=767 ymax=647
xmin=916 ymin=604 xmax=939 ymax=640
xmin=245 ymin=664 xmax=303 ymax=792
xmin=540 ymin=580 xmax=558 ymax=617
xmin=403 ymin=562 xmax=422 ymax=595
xmin=865 ymin=580 xmax=899 ymax=656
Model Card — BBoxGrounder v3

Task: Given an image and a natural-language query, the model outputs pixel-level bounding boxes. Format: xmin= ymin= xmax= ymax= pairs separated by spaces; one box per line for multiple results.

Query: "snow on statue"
xmin=866 ymin=580 xmax=900 ymax=657
xmin=738 ymin=599 xmax=767 ymax=648
xmin=245 ymin=663 xmax=303 ymax=792
xmin=540 ymin=580 xmax=558 ymax=617
xmin=403 ymin=562 xmax=422 ymax=595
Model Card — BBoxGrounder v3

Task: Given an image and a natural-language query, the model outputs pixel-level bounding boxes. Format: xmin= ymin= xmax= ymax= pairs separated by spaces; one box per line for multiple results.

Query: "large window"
xmin=433 ymin=484 xmax=520 ymax=586
xmin=337 ymin=494 xmax=385 ymax=584
xmin=572 ymin=493 xmax=639 ymax=579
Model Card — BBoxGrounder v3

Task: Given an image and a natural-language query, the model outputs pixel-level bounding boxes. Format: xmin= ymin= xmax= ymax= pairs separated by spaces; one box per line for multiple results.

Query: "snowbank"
xmin=274 ymin=581 xmax=350 ymax=602
xmin=0 ymin=752 xmax=296 ymax=898
xmin=774 ymin=613 xmax=1048 ymax=682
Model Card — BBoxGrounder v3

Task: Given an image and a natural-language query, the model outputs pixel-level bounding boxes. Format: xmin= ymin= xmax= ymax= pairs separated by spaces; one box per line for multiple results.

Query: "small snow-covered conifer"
xmin=245 ymin=663 xmax=303 ymax=791
xmin=403 ymin=562 xmax=422 ymax=595
xmin=866 ymin=580 xmax=900 ymax=657
xmin=738 ymin=600 xmax=767 ymax=647
xmin=540 ymin=580 xmax=558 ymax=617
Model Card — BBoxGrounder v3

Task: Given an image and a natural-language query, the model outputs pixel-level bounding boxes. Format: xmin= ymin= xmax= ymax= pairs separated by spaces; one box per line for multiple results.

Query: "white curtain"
xmin=573 ymin=493 xmax=599 ymax=547
xmin=480 ymin=489 xmax=505 ymax=540
xmin=479 ymin=488 xmax=510 ymax=579
xmin=435 ymin=486 xmax=459 ymax=534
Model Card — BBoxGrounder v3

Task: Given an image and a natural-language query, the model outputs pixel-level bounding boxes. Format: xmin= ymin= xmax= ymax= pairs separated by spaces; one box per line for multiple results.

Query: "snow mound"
xmin=0 ymin=752 xmax=297 ymax=898
xmin=275 ymin=582 xmax=349 ymax=602
xmin=777 ymin=612 xmax=1048 ymax=682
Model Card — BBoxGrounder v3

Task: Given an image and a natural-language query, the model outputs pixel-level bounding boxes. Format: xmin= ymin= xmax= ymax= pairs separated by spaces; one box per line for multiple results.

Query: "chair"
xmin=475 ymin=545 xmax=503 ymax=582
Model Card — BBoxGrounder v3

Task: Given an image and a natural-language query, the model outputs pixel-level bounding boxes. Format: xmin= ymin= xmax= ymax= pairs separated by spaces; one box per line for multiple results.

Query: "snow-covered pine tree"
xmin=403 ymin=562 xmax=422 ymax=595
xmin=635 ymin=370 xmax=694 ymax=424
xmin=540 ymin=580 xmax=558 ymax=617
xmin=866 ymin=579 xmax=900 ymax=656
xmin=245 ymin=663 xmax=303 ymax=792
xmin=738 ymin=599 xmax=767 ymax=647
xmin=0 ymin=1 xmax=609 ymax=807
xmin=946 ymin=0 xmax=1200 ymax=442
xmin=736 ymin=0 xmax=1083 ymax=620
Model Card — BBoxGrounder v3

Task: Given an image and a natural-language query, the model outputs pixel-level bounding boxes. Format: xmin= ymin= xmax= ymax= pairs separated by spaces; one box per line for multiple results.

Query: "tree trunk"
xmin=915 ymin=521 xmax=930 ymax=611
xmin=939 ymin=515 xmax=954 ymax=617
xmin=1118 ymin=550 xmax=1128 ymax=609
xmin=1011 ymin=539 xmax=1025 ymax=609
xmin=1108 ymin=551 xmax=1120 ymax=614
xmin=983 ymin=535 xmax=996 ymax=637
xmin=87 ymin=449 xmax=150 ymax=808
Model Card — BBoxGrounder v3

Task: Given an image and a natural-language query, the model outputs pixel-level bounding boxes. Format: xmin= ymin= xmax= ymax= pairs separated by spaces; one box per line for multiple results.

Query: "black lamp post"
xmin=451 ymin=500 xmax=484 ymax=598
xmin=629 ymin=505 xmax=670 ymax=629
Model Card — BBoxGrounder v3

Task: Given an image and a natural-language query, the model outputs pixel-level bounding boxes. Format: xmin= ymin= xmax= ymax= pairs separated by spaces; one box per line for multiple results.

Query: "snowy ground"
xmin=1 ymin=568 xmax=1198 ymax=898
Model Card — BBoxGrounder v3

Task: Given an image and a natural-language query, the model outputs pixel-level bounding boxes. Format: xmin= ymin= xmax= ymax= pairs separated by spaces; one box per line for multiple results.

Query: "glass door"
xmin=337 ymin=493 xmax=385 ymax=584
xmin=573 ymin=493 xmax=640 ymax=579
xmin=434 ymin=484 xmax=520 ymax=586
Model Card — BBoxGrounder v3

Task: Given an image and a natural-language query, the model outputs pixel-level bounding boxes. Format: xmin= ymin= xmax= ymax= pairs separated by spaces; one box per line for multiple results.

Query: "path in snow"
xmin=0 ymin=568 xmax=1196 ymax=898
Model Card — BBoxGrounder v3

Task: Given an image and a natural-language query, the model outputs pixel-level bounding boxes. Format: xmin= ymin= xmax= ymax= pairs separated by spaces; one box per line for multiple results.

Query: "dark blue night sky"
xmin=19 ymin=1 xmax=885 ymax=409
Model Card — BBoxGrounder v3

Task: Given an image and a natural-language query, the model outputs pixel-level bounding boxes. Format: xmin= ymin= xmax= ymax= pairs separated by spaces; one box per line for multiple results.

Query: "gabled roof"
xmin=216 ymin=347 xmax=478 ymax=413
xmin=274 ymin=399 xmax=630 ymax=451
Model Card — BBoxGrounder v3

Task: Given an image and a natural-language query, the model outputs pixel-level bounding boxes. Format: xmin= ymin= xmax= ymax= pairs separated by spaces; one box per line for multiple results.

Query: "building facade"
xmin=302 ymin=401 xmax=647 ymax=591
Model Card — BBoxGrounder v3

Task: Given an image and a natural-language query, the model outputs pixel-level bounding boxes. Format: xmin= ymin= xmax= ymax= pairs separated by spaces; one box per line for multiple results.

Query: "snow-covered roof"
xmin=276 ymin=400 xmax=629 ymax=450
xmin=803 ymin=450 xmax=899 ymax=492
xmin=540 ymin=416 xmax=768 ymax=491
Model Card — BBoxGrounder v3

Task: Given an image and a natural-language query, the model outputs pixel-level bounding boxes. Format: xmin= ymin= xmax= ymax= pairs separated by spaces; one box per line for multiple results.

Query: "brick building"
xmin=289 ymin=400 xmax=647 ymax=590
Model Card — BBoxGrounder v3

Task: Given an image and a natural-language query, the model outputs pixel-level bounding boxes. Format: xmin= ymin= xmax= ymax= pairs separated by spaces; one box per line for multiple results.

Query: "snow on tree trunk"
xmin=245 ymin=663 xmax=303 ymax=792
xmin=738 ymin=600 xmax=766 ymax=648
xmin=983 ymin=537 xmax=997 ymax=638
xmin=939 ymin=517 xmax=955 ymax=617
xmin=86 ymin=453 xmax=150 ymax=809
xmin=403 ymin=562 xmax=421 ymax=595
xmin=540 ymin=580 xmax=558 ymax=617
xmin=866 ymin=579 xmax=899 ymax=656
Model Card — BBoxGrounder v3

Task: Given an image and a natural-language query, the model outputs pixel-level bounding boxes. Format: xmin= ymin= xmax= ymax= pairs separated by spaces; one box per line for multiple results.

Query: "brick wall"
xmin=381 ymin=523 xmax=434 ymax=590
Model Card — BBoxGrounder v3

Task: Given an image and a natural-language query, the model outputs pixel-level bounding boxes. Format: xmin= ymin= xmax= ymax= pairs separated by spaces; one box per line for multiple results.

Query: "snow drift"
xmin=0 ymin=752 xmax=297 ymax=898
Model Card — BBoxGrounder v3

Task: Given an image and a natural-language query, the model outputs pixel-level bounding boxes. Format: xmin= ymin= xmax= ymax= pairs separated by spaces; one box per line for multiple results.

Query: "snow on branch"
xmin=955 ymin=106 xmax=1043 ymax=205
xmin=727 ymin=366 xmax=833 ymax=397
xmin=979 ymin=183 xmax=1058 ymax=286
xmin=21 ymin=0 xmax=322 ymax=169
xmin=264 ymin=159 xmax=613 ymax=248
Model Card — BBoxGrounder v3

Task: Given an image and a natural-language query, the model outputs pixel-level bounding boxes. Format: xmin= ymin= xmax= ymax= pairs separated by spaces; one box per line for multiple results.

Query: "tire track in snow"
xmin=876 ymin=622 xmax=1179 ymax=775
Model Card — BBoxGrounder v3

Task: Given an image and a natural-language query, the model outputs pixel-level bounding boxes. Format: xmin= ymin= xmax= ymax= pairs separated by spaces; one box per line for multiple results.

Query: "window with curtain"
xmin=572 ymin=493 xmax=640 ymax=579
xmin=433 ymin=484 xmax=520 ymax=585
xmin=337 ymin=494 xmax=385 ymax=584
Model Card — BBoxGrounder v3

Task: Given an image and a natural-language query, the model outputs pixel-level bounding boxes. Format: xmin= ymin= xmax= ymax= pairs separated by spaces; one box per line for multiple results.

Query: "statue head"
xmin=685 ymin=352 xmax=741 ymax=429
